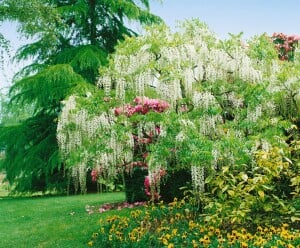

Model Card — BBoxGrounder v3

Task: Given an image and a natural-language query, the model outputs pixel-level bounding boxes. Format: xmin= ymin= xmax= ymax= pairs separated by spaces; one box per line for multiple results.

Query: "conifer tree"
xmin=0 ymin=0 xmax=161 ymax=193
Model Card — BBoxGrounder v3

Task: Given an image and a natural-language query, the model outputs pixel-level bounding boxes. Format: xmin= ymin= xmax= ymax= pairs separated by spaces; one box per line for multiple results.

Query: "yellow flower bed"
xmin=88 ymin=197 xmax=300 ymax=247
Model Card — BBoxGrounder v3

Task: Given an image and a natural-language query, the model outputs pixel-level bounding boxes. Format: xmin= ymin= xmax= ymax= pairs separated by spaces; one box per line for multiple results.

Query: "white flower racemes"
xmin=99 ymin=21 xmax=263 ymax=105
xmin=57 ymin=95 xmax=134 ymax=193
xmin=191 ymin=166 xmax=205 ymax=193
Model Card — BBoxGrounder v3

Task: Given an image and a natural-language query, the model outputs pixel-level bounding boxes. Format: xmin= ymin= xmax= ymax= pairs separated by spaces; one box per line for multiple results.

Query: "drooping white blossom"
xmin=191 ymin=166 xmax=205 ymax=193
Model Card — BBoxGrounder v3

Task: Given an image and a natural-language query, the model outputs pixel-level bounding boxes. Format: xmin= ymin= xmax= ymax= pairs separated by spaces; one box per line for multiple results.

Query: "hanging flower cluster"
xmin=57 ymin=95 xmax=135 ymax=193
xmin=99 ymin=21 xmax=262 ymax=106
xmin=144 ymin=169 xmax=166 ymax=200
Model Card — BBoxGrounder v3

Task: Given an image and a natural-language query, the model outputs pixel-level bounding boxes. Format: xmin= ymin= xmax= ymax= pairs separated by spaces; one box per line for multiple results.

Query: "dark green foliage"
xmin=124 ymin=167 xmax=148 ymax=203
xmin=124 ymin=168 xmax=192 ymax=203
xmin=10 ymin=64 xmax=86 ymax=110
xmin=0 ymin=112 xmax=65 ymax=193
xmin=52 ymin=45 xmax=108 ymax=83
xmin=160 ymin=169 xmax=191 ymax=203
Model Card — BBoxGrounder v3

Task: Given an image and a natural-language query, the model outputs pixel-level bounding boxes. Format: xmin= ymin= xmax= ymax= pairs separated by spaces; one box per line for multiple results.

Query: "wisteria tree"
xmin=57 ymin=20 xmax=300 ymax=224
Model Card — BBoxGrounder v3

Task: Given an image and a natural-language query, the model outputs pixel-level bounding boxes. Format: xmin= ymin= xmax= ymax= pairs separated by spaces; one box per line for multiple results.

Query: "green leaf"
xmin=228 ymin=190 xmax=235 ymax=197
xmin=258 ymin=190 xmax=265 ymax=199
xmin=291 ymin=216 xmax=300 ymax=222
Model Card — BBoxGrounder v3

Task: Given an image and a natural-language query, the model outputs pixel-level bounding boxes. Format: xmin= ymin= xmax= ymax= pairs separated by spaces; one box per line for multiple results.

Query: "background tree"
xmin=0 ymin=0 xmax=161 ymax=193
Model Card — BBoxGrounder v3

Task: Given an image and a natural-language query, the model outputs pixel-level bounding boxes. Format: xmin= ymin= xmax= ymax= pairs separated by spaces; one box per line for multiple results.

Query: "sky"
xmin=1 ymin=0 xmax=300 ymax=90
xmin=150 ymin=0 xmax=300 ymax=39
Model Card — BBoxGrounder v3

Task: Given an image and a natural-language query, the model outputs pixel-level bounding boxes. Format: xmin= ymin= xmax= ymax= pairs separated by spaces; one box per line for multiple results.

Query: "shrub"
xmin=124 ymin=167 xmax=148 ymax=203
xmin=201 ymin=146 xmax=300 ymax=229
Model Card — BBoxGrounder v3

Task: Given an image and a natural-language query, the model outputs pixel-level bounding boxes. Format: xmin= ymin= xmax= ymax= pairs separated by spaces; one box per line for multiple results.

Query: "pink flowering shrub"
xmin=91 ymin=169 xmax=98 ymax=182
xmin=272 ymin=32 xmax=300 ymax=61
xmin=114 ymin=96 xmax=169 ymax=117
xmin=91 ymin=97 xmax=170 ymax=202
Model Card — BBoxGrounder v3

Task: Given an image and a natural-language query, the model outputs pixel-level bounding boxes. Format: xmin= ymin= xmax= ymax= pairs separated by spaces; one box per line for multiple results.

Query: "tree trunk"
xmin=89 ymin=0 xmax=97 ymax=45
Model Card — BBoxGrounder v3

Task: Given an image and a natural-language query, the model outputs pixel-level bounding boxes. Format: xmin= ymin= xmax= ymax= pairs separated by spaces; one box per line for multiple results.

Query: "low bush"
xmin=201 ymin=146 xmax=300 ymax=228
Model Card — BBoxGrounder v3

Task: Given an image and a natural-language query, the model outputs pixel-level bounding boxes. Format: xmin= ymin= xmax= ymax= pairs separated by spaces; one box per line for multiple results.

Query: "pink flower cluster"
xmin=272 ymin=32 xmax=300 ymax=61
xmin=114 ymin=96 xmax=169 ymax=117
xmin=144 ymin=169 xmax=167 ymax=200
xmin=91 ymin=169 xmax=98 ymax=182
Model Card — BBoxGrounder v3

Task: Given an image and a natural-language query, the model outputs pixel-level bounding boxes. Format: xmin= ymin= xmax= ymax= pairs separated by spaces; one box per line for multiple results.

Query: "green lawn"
xmin=0 ymin=192 xmax=125 ymax=248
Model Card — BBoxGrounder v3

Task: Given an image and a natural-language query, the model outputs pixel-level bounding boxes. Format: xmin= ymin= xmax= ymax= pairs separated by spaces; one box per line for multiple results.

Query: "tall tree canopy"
xmin=0 ymin=0 xmax=162 ymax=193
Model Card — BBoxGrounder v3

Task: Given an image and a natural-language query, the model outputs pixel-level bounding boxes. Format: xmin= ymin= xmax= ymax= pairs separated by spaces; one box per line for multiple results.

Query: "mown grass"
xmin=0 ymin=192 xmax=125 ymax=248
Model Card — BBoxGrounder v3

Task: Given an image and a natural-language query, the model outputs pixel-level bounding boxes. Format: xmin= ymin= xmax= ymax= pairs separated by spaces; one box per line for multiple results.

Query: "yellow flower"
xmin=168 ymin=198 xmax=177 ymax=207
xmin=232 ymin=230 xmax=238 ymax=237
xmin=128 ymin=232 xmax=137 ymax=242
xmin=175 ymin=213 xmax=181 ymax=220
xmin=182 ymin=231 xmax=188 ymax=239
xmin=253 ymin=236 xmax=265 ymax=246
xmin=287 ymin=244 xmax=295 ymax=248
xmin=217 ymin=236 xmax=224 ymax=244
xmin=214 ymin=228 xmax=221 ymax=235
xmin=192 ymin=239 xmax=199 ymax=248
xmin=227 ymin=233 xmax=233 ymax=240
xmin=172 ymin=229 xmax=178 ymax=236
xmin=87 ymin=241 xmax=93 ymax=247
xmin=170 ymin=217 xmax=174 ymax=224
xmin=162 ymin=238 xmax=168 ymax=246
xmin=199 ymin=235 xmax=210 ymax=246
xmin=241 ymin=242 xmax=248 ymax=248
xmin=165 ymin=234 xmax=171 ymax=240
xmin=189 ymin=220 xmax=196 ymax=229
xmin=179 ymin=199 xmax=185 ymax=207
xmin=246 ymin=233 xmax=253 ymax=240
xmin=92 ymin=232 xmax=98 ymax=238
xmin=276 ymin=240 xmax=284 ymax=246
xmin=167 ymin=244 xmax=174 ymax=248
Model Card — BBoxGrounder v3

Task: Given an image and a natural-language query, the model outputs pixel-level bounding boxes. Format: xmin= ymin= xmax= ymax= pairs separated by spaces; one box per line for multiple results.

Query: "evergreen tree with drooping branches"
xmin=0 ymin=0 xmax=162 ymax=193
